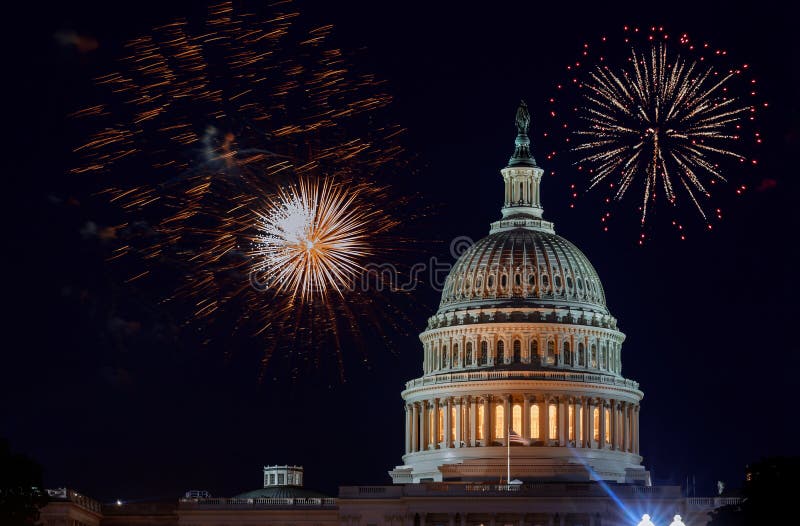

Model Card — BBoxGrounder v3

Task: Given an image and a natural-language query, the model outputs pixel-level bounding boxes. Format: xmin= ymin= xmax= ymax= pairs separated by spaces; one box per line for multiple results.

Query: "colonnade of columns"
xmin=404 ymin=394 xmax=639 ymax=456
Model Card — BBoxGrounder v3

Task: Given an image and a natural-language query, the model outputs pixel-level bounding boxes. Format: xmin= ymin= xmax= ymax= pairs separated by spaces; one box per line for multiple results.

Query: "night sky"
xmin=3 ymin=0 xmax=798 ymax=503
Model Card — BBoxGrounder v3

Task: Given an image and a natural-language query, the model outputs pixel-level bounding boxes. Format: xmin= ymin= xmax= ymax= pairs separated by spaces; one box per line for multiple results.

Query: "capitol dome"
xmin=439 ymin=228 xmax=608 ymax=315
xmin=389 ymin=101 xmax=649 ymax=486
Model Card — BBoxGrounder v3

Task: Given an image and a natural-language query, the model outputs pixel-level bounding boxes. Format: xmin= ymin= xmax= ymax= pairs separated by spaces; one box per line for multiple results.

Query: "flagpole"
xmin=507 ymin=411 xmax=511 ymax=484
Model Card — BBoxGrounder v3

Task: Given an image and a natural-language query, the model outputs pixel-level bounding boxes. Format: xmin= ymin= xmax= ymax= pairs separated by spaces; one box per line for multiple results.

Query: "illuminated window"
xmin=438 ymin=407 xmax=444 ymax=442
xmin=495 ymin=404 xmax=505 ymax=439
xmin=513 ymin=340 xmax=521 ymax=363
xmin=593 ymin=407 xmax=600 ymax=442
xmin=549 ymin=403 xmax=558 ymax=439
xmin=546 ymin=340 xmax=555 ymax=365
xmin=450 ymin=406 xmax=456 ymax=443
xmin=530 ymin=405 xmax=540 ymax=439
xmin=605 ymin=407 xmax=611 ymax=443
xmin=477 ymin=404 xmax=485 ymax=440
xmin=429 ymin=408 xmax=435 ymax=445
xmin=496 ymin=340 xmax=505 ymax=364
xmin=480 ymin=341 xmax=488 ymax=365
xmin=512 ymin=403 xmax=522 ymax=436
xmin=578 ymin=406 xmax=583 ymax=442
xmin=568 ymin=405 xmax=575 ymax=441
xmin=466 ymin=342 xmax=473 ymax=365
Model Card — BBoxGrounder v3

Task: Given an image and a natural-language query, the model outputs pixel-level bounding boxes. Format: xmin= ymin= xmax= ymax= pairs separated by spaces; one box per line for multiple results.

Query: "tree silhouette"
xmin=708 ymin=456 xmax=800 ymax=525
xmin=0 ymin=439 xmax=49 ymax=526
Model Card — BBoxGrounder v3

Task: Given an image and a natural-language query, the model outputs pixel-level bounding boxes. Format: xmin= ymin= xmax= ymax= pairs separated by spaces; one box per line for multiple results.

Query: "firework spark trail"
xmin=71 ymin=0 xmax=417 ymax=376
xmin=572 ymin=37 xmax=754 ymax=226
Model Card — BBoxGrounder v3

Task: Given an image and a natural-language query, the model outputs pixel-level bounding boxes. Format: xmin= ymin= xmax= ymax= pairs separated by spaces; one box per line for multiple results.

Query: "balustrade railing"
xmin=406 ymin=369 xmax=639 ymax=390
xmin=179 ymin=497 xmax=337 ymax=509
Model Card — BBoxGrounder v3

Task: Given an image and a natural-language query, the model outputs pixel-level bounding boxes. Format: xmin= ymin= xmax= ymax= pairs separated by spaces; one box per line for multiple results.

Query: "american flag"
xmin=508 ymin=429 xmax=529 ymax=445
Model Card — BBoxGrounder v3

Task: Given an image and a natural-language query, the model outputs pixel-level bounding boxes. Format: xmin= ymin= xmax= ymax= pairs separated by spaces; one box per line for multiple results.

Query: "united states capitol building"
xmin=41 ymin=103 xmax=738 ymax=526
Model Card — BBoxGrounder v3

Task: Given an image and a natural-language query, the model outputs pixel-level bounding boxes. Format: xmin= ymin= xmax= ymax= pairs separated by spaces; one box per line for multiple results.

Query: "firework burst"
xmin=251 ymin=177 xmax=392 ymax=303
xmin=549 ymin=27 xmax=763 ymax=239
xmin=70 ymin=1 xmax=418 ymax=377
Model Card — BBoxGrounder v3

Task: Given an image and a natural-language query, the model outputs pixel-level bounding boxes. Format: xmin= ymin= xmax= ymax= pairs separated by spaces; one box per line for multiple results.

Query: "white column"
xmin=558 ymin=396 xmax=567 ymax=446
xmin=483 ymin=396 xmax=491 ymax=445
xmin=621 ymin=402 xmax=629 ymax=452
xmin=412 ymin=402 xmax=420 ymax=452
xmin=523 ymin=396 xmax=531 ymax=443
xmin=599 ymin=399 xmax=607 ymax=449
xmin=405 ymin=404 xmax=411 ymax=455
xmin=432 ymin=398 xmax=440 ymax=449
xmin=540 ymin=396 xmax=549 ymax=444
xmin=574 ymin=398 xmax=582 ymax=448
xmin=503 ymin=395 xmax=511 ymax=446
xmin=610 ymin=399 xmax=617 ymax=450
xmin=586 ymin=398 xmax=595 ymax=448
xmin=421 ymin=401 xmax=429 ymax=451
xmin=469 ymin=396 xmax=477 ymax=447
xmin=455 ymin=398 xmax=463 ymax=448
xmin=634 ymin=405 xmax=640 ymax=455
xmin=444 ymin=398 xmax=453 ymax=448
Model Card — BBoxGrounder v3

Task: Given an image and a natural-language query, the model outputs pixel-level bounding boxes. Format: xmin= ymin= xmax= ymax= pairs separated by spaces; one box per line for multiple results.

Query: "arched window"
xmin=512 ymin=404 xmax=522 ymax=436
xmin=513 ymin=339 xmax=521 ymax=363
xmin=590 ymin=344 xmax=597 ymax=368
xmin=530 ymin=339 xmax=539 ymax=361
xmin=515 ymin=273 xmax=521 ymax=286
xmin=453 ymin=344 xmax=459 ymax=367
xmin=501 ymin=274 xmax=507 ymax=288
xmin=480 ymin=341 xmax=488 ymax=365
xmin=563 ymin=341 xmax=572 ymax=365
xmin=466 ymin=342 xmax=473 ymax=365
xmin=546 ymin=340 xmax=555 ymax=365
xmin=494 ymin=404 xmax=505 ymax=439
xmin=530 ymin=405 xmax=540 ymax=439
xmin=477 ymin=404 xmax=485 ymax=440
xmin=593 ymin=407 xmax=600 ymax=442
xmin=488 ymin=275 xmax=495 ymax=289
xmin=549 ymin=403 xmax=558 ymax=440
xmin=578 ymin=342 xmax=585 ymax=366
xmin=554 ymin=275 xmax=562 ymax=289
xmin=496 ymin=340 xmax=505 ymax=364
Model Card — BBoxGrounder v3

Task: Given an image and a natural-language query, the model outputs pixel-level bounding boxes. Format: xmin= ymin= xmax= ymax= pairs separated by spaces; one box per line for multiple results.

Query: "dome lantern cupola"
xmin=493 ymin=100 xmax=553 ymax=234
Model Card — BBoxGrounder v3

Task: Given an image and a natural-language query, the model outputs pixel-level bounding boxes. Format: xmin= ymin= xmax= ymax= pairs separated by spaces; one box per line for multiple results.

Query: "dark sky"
xmin=3 ymin=0 xmax=798 ymax=503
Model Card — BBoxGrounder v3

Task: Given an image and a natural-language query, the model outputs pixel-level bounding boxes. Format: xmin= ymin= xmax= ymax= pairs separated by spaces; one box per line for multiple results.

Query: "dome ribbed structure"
xmin=439 ymin=229 xmax=607 ymax=314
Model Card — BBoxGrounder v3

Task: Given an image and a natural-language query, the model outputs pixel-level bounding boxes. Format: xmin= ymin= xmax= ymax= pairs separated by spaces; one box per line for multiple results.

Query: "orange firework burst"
xmin=70 ymin=1 xmax=417 ymax=378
